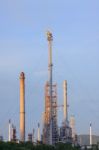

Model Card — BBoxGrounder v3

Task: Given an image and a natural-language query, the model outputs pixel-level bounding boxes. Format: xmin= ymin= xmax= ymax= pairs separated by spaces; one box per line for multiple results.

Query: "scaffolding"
xmin=43 ymin=82 xmax=58 ymax=145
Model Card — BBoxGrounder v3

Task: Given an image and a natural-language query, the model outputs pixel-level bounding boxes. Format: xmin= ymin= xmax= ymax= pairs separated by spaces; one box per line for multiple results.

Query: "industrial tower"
xmin=8 ymin=119 xmax=11 ymax=142
xmin=90 ymin=123 xmax=92 ymax=145
xmin=63 ymin=80 xmax=68 ymax=124
xmin=70 ymin=115 xmax=75 ymax=141
xmin=59 ymin=80 xmax=72 ymax=143
xmin=43 ymin=31 xmax=58 ymax=145
xmin=20 ymin=72 xmax=25 ymax=142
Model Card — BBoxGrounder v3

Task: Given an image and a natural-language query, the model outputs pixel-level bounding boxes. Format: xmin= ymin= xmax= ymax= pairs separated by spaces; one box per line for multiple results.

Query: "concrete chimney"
xmin=20 ymin=72 xmax=25 ymax=142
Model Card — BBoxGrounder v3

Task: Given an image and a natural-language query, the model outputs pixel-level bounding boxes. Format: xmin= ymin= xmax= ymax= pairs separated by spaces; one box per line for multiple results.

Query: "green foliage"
xmin=0 ymin=141 xmax=80 ymax=150
xmin=55 ymin=142 xmax=80 ymax=150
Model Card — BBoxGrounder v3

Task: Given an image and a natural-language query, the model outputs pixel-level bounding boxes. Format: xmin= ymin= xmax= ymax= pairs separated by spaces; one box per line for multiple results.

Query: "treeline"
xmin=0 ymin=142 xmax=80 ymax=150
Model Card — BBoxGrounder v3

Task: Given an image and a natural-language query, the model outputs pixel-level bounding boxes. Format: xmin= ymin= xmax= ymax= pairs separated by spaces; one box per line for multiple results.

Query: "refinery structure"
xmin=42 ymin=32 xmax=74 ymax=145
xmin=42 ymin=32 xmax=58 ymax=145
xmin=0 ymin=31 xmax=78 ymax=145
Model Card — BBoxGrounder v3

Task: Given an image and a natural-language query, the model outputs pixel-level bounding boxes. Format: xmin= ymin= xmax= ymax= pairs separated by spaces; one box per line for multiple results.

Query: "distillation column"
xmin=90 ymin=123 xmax=92 ymax=145
xmin=63 ymin=80 xmax=68 ymax=124
xmin=37 ymin=123 xmax=40 ymax=142
xmin=20 ymin=72 xmax=25 ymax=142
xmin=8 ymin=119 xmax=11 ymax=142
xmin=70 ymin=115 xmax=75 ymax=141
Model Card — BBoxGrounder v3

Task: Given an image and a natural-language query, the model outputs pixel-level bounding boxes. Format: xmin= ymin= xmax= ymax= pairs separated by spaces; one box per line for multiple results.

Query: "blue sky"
xmin=0 ymin=0 xmax=99 ymax=140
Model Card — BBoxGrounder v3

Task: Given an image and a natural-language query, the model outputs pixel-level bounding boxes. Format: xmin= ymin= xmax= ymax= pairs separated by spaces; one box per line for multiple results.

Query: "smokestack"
xmin=63 ymin=80 xmax=68 ymax=124
xmin=37 ymin=123 xmax=40 ymax=142
xmin=90 ymin=123 xmax=92 ymax=145
xmin=20 ymin=72 xmax=25 ymax=142
xmin=8 ymin=119 xmax=11 ymax=142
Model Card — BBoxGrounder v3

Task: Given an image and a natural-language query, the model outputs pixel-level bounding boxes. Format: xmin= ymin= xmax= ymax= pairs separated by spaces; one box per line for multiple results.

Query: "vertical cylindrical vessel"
xmin=8 ymin=119 xmax=11 ymax=142
xmin=20 ymin=72 xmax=25 ymax=142
xmin=63 ymin=80 xmax=68 ymax=123
xmin=90 ymin=123 xmax=92 ymax=145
xmin=37 ymin=123 xmax=40 ymax=142
xmin=70 ymin=115 xmax=75 ymax=140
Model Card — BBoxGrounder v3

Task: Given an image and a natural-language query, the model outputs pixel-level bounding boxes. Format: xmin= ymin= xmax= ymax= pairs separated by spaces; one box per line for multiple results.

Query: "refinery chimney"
xmin=63 ymin=80 xmax=68 ymax=124
xmin=20 ymin=72 xmax=25 ymax=142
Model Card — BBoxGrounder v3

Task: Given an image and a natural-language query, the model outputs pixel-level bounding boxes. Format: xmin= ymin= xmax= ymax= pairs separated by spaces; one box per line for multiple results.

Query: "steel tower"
xmin=43 ymin=31 xmax=58 ymax=145
xmin=47 ymin=31 xmax=53 ymax=145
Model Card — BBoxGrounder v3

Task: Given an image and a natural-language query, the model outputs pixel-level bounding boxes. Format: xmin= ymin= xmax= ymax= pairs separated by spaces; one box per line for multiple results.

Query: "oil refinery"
xmin=0 ymin=31 xmax=77 ymax=145
xmin=0 ymin=31 xmax=89 ymax=146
